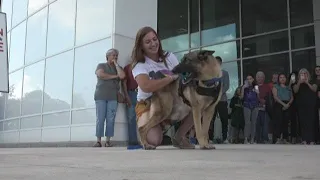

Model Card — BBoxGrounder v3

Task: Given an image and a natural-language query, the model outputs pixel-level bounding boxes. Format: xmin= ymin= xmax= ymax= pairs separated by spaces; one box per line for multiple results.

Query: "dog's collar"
xmin=201 ymin=77 xmax=222 ymax=87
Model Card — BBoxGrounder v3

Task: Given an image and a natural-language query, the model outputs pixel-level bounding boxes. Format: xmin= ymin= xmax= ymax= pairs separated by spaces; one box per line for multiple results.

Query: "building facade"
xmin=0 ymin=0 xmax=319 ymax=145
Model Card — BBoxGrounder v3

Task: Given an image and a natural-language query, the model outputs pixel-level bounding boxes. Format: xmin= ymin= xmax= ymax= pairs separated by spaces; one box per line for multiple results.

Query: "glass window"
xmin=190 ymin=0 xmax=200 ymax=48
xmin=21 ymin=61 xmax=44 ymax=115
xmin=28 ymin=0 xmax=47 ymax=15
xmin=242 ymin=31 xmax=289 ymax=58
xmin=242 ymin=53 xmax=290 ymax=83
xmin=25 ymin=7 xmax=47 ymax=64
xmin=2 ymin=0 xmax=13 ymax=30
xmin=11 ymin=0 xmax=28 ymax=27
xmin=222 ymin=61 xmax=241 ymax=99
xmin=291 ymin=26 xmax=315 ymax=50
xmin=73 ymin=39 xmax=111 ymax=108
xmin=0 ymin=121 xmax=3 ymax=131
xmin=20 ymin=115 xmax=41 ymax=129
xmin=47 ymin=0 xmax=76 ymax=56
xmin=201 ymin=0 xmax=240 ymax=46
xmin=71 ymin=109 xmax=95 ymax=124
xmin=9 ymin=21 xmax=26 ymax=72
xmin=0 ymin=93 xmax=5 ymax=120
xmin=75 ymin=0 xmax=113 ymax=45
xmin=290 ymin=0 xmax=314 ymax=27
xmin=242 ymin=0 xmax=288 ymax=37
xmin=3 ymin=119 xmax=19 ymax=131
xmin=158 ymin=0 xmax=188 ymax=52
xmin=5 ymin=70 xmax=23 ymax=118
xmin=202 ymin=40 xmax=240 ymax=62
xmin=292 ymin=49 xmax=316 ymax=73
xmin=42 ymin=111 xmax=70 ymax=127
xmin=174 ymin=51 xmax=188 ymax=62
xmin=43 ymin=51 xmax=73 ymax=112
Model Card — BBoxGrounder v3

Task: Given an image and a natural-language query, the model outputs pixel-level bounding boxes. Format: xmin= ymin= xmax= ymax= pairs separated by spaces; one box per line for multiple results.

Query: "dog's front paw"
xmin=200 ymin=144 xmax=216 ymax=150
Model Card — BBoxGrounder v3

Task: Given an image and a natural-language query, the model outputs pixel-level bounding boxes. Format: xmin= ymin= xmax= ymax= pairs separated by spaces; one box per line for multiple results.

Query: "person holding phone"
xmin=288 ymin=71 xmax=299 ymax=143
xmin=240 ymin=74 xmax=259 ymax=144
xmin=293 ymin=68 xmax=318 ymax=145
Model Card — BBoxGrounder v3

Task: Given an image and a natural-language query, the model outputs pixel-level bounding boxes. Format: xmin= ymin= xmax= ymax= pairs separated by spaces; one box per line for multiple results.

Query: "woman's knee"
xmin=146 ymin=125 xmax=163 ymax=146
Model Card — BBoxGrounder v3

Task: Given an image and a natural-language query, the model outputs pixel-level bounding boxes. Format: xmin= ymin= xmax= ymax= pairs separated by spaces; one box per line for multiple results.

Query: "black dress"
xmin=296 ymin=82 xmax=317 ymax=143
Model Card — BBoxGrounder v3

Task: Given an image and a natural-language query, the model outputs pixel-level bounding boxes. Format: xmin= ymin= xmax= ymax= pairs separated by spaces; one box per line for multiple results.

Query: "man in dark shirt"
xmin=123 ymin=64 xmax=141 ymax=148
xmin=211 ymin=56 xmax=230 ymax=144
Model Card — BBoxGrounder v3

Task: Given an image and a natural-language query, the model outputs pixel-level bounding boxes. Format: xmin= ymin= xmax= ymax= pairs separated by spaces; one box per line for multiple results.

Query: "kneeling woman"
xmin=131 ymin=26 xmax=194 ymax=150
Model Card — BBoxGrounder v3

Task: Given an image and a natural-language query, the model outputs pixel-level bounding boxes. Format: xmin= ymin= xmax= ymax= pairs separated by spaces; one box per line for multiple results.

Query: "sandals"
xmin=105 ymin=141 xmax=113 ymax=147
xmin=93 ymin=141 xmax=113 ymax=147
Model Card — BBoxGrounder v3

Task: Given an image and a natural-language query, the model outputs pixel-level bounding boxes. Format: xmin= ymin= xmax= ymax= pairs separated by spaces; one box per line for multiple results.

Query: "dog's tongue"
xmin=159 ymin=69 xmax=174 ymax=76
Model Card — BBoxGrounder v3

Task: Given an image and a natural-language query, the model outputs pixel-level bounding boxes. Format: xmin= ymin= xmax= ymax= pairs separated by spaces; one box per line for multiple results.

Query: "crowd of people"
xmin=92 ymin=26 xmax=320 ymax=149
xmin=225 ymin=68 xmax=320 ymax=145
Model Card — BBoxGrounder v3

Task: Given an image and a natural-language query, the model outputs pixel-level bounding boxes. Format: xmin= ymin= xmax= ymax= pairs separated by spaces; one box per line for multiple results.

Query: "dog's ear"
xmin=197 ymin=50 xmax=215 ymax=61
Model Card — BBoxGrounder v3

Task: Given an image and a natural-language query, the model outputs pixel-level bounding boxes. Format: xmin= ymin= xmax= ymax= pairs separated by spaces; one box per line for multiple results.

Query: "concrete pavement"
xmin=0 ymin=145 xmax=319 ymax=180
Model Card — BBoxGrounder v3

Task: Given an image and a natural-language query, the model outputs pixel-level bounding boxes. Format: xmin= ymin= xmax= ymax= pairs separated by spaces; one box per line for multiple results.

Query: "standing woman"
xmin=288 ymin=71 xmax=299 ymax=143
xmin=313 ymin=66 xmax=320 ymax=144
xmin=93 ymin=49 xmax=126 ymax=147
xmin=293 ymin=68 xmax=318 ymax=145
xmin=131 ymin=26 xmax=194 ymax=150
xmin=241 ymin=74 xmax=260 ymax=144
xmin=272 ymin=73 xmax=293 ymax=144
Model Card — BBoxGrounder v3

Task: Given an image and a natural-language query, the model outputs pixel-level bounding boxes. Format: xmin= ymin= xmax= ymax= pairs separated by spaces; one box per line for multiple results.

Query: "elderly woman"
xmin=93 ymin=48 xmax=126 ymax=147
xmin=293 ymin=68 xmax=317 ymax=145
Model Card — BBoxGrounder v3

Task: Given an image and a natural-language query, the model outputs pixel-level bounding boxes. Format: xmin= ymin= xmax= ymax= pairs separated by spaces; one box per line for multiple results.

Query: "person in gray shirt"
xmin=211 ymin=56 xmax=230 ymax=144
xmin=93 ymin=48 xmax=125 ymax=147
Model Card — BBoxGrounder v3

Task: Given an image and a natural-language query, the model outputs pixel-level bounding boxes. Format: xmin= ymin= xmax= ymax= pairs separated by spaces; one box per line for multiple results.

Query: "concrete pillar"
xmin=313 ymin=0 xmax=320 ymax=65
xmin=112 ymin=0 xmax=158 ymax=142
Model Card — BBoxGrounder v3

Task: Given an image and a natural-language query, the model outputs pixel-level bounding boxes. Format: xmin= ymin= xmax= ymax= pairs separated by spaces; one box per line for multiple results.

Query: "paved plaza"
xmin=0 ymin=145 xmax=319 ymax=180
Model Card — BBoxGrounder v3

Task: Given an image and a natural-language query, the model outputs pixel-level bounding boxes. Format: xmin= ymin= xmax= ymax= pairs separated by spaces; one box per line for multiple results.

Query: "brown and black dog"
xmin=138 ymin=50 xmax=222 ymax=149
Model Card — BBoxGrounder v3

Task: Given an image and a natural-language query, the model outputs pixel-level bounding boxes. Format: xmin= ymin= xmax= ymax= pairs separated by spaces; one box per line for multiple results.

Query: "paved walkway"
xmin=0 ymin=145 xmax=319 ymax=180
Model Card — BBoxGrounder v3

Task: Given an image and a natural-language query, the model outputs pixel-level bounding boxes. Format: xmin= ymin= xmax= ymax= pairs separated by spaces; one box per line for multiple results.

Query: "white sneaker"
xmin=223 ymin=139 xmax=229 ymax=144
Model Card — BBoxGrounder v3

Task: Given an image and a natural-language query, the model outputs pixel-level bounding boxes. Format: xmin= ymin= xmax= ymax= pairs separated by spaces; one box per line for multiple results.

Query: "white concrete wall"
xmin=112 ymin=0 xmax=158 ymax=141
xmin=313 ymin=0 xmax=320 ymax=65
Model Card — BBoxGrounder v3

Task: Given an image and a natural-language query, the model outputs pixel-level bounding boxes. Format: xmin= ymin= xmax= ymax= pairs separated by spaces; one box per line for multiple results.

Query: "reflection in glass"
xmin=25 ymin=7 xmax=47 ymax=64
xmin=20 ymin=116 xmax=41 ymax=129
xmin=21 ymin=61 xmax=45 ymax=115
xmin=158 ymin=0 xmax=188 ymax=52
xmin=28 ymin=0 xmax=47 ymax=15
xmin=3 ymin=119 xmax=19 ymax=131
xmin=174 ymin=51 xmax=188 ymax=62
xmin=202 ymin=40 xmax=240 ymax=62
xmin=242 ymin=0 xmax=287 ymax=37
xmin=44 ymin=51 xmax=73 ymax=112
xmin=222 ymin=61 xmax=241 ymax=99
xmin=290 ymin=0 xmax=314 ymax=27
xmin=5 ymin=70 xmax=23 ymax=118
xmin=2 ymin=0 xmax=13 ymax=30
xmin=42 ymin=112 xmax=70 ymax=127
xmin=76 ymin=0 xmax=113 ymax=45
xmin=190 ymin=0 xmax=200 ymax=48
xmin=0 ymin=93 xmax=5 ymax=120
xmin=201 ymin=0 xmax=239 ymax=45
xmin=243 ymin=53 xmax=290 ymax=83
xmin=292 ymin=49 xmax=316 ymax=73
xmin=9 ymin=21 xmax=26 ymax=72
xmin=242 ymin=31 xmax=289 ymax=58
xmin=47 ymin=0 xmax=76 ymax=55
xmin=72 ymin=109 xmax=95 ymax=124
xmin=291 ymin=26 xmax=315 ymax=50
xmin=0 ymin=121 xmax=3 ymax=131
xmin=11 ymin=0 xmax=28 ymax=27
xmin=73 ymin=39 xmax=111 ymax=108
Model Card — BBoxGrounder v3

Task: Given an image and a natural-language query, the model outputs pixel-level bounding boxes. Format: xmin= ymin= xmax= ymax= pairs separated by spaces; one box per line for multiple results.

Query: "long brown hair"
xmin=131 ymin=26 xmax=168 ymax=68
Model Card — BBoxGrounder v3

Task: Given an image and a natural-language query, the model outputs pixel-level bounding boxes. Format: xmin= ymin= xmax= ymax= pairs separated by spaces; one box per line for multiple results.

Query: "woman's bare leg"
xmin=146 ymin=125 xmax=163 ymax=147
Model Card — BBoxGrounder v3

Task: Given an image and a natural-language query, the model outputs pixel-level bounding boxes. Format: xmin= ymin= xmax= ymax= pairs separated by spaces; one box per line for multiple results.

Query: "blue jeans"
xmin=126 ymin=91 xmax=139 ymax=144
xmin=95 ymin=100 xmax=118 ymax=138
xmin=255 ymin=110 xmax=269 ymax=142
